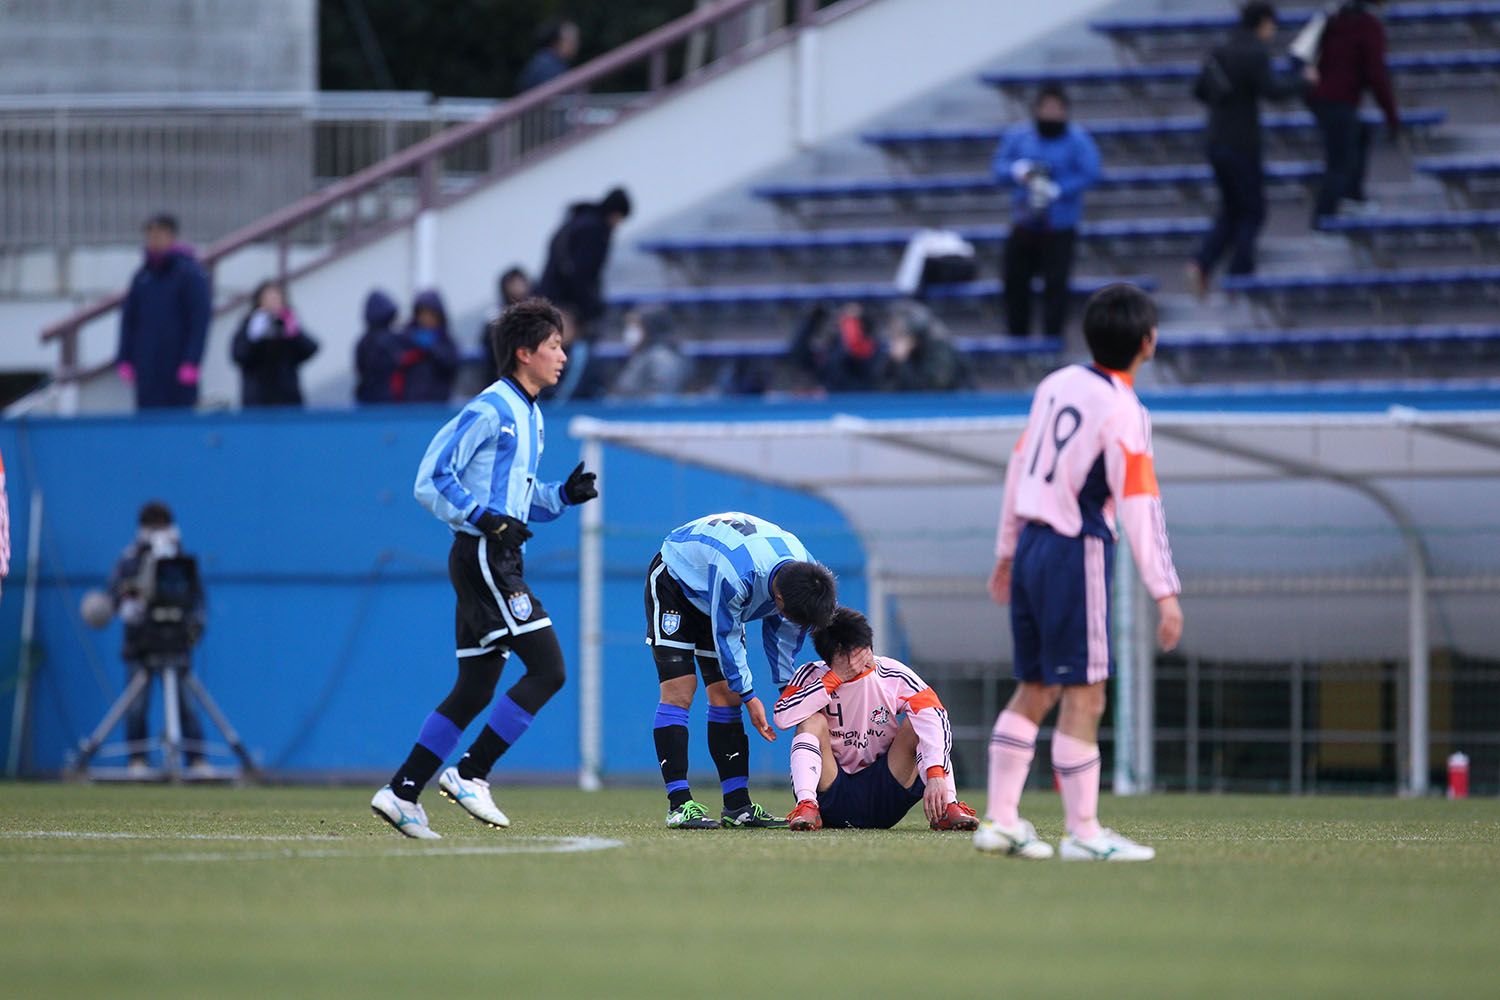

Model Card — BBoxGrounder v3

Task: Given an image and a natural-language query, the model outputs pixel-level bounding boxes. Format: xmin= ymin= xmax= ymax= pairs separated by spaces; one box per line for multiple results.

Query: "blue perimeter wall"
xmin=1 ymin=382 xmax=1495 ymax=783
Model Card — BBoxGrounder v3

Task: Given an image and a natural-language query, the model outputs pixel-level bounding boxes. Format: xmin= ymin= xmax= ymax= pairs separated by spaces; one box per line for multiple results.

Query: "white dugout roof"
xmin=570 ymin=407 xmax=1500 ymax=795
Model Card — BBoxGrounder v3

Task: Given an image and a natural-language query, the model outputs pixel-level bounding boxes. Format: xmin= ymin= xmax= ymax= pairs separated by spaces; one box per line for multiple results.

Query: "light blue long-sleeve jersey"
xmin=659 ymin=512 xmax=815 ymax=701
xmin=413 ymin=377 xmax=569 ymax=535
xmin=992 ymin=123 xmax=1102 ymax=230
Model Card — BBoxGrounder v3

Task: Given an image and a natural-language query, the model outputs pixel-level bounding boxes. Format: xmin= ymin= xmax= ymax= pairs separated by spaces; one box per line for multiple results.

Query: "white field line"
xmin=0 ymin=832 xmax=625 ymax=863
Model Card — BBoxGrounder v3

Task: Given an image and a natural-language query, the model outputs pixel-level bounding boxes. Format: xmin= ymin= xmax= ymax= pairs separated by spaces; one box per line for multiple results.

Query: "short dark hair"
xmin=138 ymin=501 xmax=174 ymax=528
xmin=145 ymin=213 xmax=178 ymax=234
xmin=1241 ymin=2 xmax=1277 ymax=30
xmin=812 ymin=607 xmax=874 ymax=666
xmin=601 ymin=187 xmax=632 ymax=219
xmin=1034 ymin=84 xmax=1070 ymax=109
xmin=773 ymin=561 xmax=837 ymax=629
xmin=1082 ymin=284 xmax=1157 ymax=371
xmin=535 ymin=19 xmax=575 ymax=49
xmin=490 ymin=298 xmax=563 ymax=376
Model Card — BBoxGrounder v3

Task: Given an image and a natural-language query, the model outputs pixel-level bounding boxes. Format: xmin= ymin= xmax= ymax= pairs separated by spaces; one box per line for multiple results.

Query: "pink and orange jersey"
xmin=996 ymin=364 xmax=1180 ymax=600
xmin=773 ymin=656 xmax=952 ymax=779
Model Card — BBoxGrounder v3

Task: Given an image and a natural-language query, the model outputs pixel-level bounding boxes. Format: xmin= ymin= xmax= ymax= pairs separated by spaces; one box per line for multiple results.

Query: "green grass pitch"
xmin=2 ymin=783 xmax=1496 ymax=999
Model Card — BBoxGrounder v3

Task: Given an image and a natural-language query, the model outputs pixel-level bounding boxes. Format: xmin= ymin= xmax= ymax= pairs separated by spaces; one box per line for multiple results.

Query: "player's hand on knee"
xmin=563 ymin=462 xmax=598 ymax=504
xmin=922 ymin=773 xmax=949 ymax=825
xmin=745 ymin=696 xmax=776 ymax=743
xmin=988 ymin=558 xmax=1013 ymax=606
xmin=1156 ymin=595 xmax=1183 ymax=652
xmin=476 ymin=511 xmax=533 ymax=550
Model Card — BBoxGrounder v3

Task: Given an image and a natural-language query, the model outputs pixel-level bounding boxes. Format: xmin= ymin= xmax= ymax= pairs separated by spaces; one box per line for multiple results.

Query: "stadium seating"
xmin=751 ymin=162 xmax=1321 ymax=205
xmin=1220 ymin=266 xmax=1500 ymax=296
xmin=861 ymin=109 xmax=1446 ymax=153
xmin=607 ymin=276 xmax=1158 ymax=310
xmin=1317 ymin=209 xmax=1500 ymax=238
xmin=980 ymin=51 xmax=1500 ymax=95
xmin=638 ymin=218 xmax=1211 ymax=260
xmin=1089 ymin=3 xmax=1500 ymax=40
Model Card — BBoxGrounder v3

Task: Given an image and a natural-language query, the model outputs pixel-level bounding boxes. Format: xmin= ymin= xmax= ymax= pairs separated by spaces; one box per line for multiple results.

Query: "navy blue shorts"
xmin=818 ymin=754 xmax=923 ymax=829
xmin=1010 ymin=522 xmax=1115 ymax=687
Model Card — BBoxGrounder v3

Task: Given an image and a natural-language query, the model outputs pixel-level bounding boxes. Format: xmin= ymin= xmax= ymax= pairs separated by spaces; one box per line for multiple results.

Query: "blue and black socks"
xmin=653 ymin=703 xmax=692 ymax=810
xmin=457 ymin=695 xmax=535 ymax=781
xmin=707 ymin=704 xmax=752 ymax=811
xmin=390 ymin=712 xmax=461 ymax=802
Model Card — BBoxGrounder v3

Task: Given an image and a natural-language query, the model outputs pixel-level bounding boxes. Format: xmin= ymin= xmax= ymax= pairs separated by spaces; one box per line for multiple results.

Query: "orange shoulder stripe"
xmin=1122 ymin=447 xmax=1159 ymax=498
xmin=905 ymin=687 xmax=943 ymax=713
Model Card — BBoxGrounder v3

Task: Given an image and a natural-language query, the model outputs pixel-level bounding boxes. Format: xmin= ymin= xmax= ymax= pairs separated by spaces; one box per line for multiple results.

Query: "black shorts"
xmin=643 ymin=553 xmax=725 ymax=686
xmin=450 ymin=532 xmax=550 ymax=657
xmin=818 ymin=753 xmax=924 ymax=830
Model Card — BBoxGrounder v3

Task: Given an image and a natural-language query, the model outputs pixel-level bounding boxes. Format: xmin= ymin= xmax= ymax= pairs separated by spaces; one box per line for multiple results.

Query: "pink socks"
xmin=1051 ymin=731 xmax=1103 ymax=840
xmin=790 ymin=735 xmax=822 ymax=803
xmin=985 ymin=710 xmax=1038 ymax=827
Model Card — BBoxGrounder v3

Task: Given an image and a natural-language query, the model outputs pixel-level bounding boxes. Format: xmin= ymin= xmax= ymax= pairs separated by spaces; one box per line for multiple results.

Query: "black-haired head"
xmin=812 ymin=607 xmax=874 ymax=666
xmin=772 ymin=561 xmax=837 ymax=629
xmin=490 ymin=297 xmax=564 ymax=376
xmin=1240 ymin=2 xmax=1277 ymax=30
xmin=138 ymin=500 xmax=174 ymax=528
xmin=1082 ymin=283 xmax=1157 ymax=372
xmin=601 ymin=187 xmax=632 ymax=220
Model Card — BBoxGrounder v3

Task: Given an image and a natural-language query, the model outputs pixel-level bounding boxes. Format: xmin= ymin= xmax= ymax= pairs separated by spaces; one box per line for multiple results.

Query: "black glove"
xmin=563 ymin=461 xmax=598 ymax=505
xmin=475 ymin=511 xmax=533 ymax=549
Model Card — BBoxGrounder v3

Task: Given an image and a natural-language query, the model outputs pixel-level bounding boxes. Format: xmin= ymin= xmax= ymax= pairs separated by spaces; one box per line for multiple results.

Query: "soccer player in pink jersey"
xmin=773 ymin=607 xmax=978 ymax=831
xmin=976 ymin=284 xmax=1184 ymax=861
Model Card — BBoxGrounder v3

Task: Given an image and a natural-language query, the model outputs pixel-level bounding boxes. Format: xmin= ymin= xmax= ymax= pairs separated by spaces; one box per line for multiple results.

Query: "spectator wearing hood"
xmin=609 ymin=310 xmax=689 ymax=399
xmin=477 ymin=267 xmax=533 ymax=385
xmin=536 ymin=187 xmax=631 ymax=401
xmin=881 ymin=302 xmax=969 ymax=392
xmin=230 ymin=280 xmax=319 ymax=407
xmin=354 ymin=289 xmax=402 ymax=404
xmin=116 ymin=213 xmax=212 ymax=409
xmin=391 ymin=290 xmax=460 ymax=404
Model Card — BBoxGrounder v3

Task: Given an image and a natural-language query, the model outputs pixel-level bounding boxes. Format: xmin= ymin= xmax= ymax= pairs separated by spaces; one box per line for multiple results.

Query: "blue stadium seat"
xmin=1159 ymin=324 xmax=1500 ymax=353
xmin=1219 ymin=266 xmax=1500 ymax=294
xmin=1090 ymin=3 xmax=1500 ymax=38
xmin=638 ymin=218 xmax=1211 ymax=257
xmin=1315 ymin=209 xmax=1500 ymax=235
xmin=607 ymin=276 xmax=1158 ymax=310
xmin=751 ymin=162 xmax=1320 ymax=203
xmin=980 ymin=50 xmax=1500 ymax=92
xmin=1416 ymin=156 xmax=1500 ymax=180
xmin=861 ymin=110 xmax=1445 ymax=151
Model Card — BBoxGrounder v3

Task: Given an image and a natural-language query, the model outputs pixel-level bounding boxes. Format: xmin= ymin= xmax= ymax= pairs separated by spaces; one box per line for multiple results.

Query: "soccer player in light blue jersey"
xmin=645 ymin=512 xmax=837 ymax=828
xmin=371 ymin=299 xmax=598 ymax=839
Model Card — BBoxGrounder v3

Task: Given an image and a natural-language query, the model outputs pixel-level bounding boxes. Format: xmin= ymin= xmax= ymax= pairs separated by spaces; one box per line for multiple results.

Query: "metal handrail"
xmin=39 ymin=0 xmax=838 ymax=375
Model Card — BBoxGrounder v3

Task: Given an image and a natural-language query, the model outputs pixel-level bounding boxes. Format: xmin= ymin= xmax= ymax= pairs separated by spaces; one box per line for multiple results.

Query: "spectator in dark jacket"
xmin=116 ymin=214 xmax=211 ymax=409
xmin=391 ymin=290 xmax=459 ymax=404
xmin=789 ymin=303 xmax=885 ymax=393
xmin=1188 ymin=3 xmax=1314 ymax=291
xmin=477 ymin=267 xmax=533 ymax=385
xmin=354 ymin=289 xmax=402 ymax=404
xmin=1309 ymin=0 xmax=1400 ymax=224
xmin=230 ymin=280 xmax=318 ymax=407
xmin=993 ymin=87 xmax=1101 ymax=338
xmin=880 ymin=302 xmax=968 ymax=393
xmin=536 ymin=187 xmax=631 ymax=400
xmin=518 ymin=20 xmax=579 ymax=93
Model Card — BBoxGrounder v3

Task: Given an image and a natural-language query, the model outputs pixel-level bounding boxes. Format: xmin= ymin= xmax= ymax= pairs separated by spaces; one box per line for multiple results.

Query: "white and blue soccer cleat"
xmin=437 ymin=767 xmax=511 ymax=828
xmin=371 ymin=786 xmax=442 ymax=839
xmin=973 ymin=817 xmax=1055 ymax=859
xmin=1059 ymin=828 xmax=1155 ymax=862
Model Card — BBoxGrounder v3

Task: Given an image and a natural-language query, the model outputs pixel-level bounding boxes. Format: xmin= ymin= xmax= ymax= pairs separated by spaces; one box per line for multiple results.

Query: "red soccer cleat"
xmin=931 ymin=800 xmax=980 ymax=831
xmin=787 ymin=799 xmax=823 ymax=831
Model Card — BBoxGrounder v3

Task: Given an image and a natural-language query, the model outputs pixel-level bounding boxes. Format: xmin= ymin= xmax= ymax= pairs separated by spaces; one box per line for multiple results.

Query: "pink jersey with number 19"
xmin=996 ymin=364 xmax=1180 ymax=600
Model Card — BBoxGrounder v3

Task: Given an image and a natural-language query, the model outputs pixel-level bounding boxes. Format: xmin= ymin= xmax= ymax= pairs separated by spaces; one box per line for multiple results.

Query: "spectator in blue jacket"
xmin=116 ymin=214 xmax=212 ymax=408
xmin=517 ymin=20 xmax=579 ymax=93
xmin=391 ymin=289 xmax=460 ymax=404
xmin=993 ymin=87 xmax=1101 ymax=338
xmin=354 ymin=289 xmax=402 ymax=404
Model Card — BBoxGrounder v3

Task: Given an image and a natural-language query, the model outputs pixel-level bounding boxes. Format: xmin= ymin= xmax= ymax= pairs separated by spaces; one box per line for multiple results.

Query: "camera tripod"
xmin=70 ymin=652 xmax=256 ymax=782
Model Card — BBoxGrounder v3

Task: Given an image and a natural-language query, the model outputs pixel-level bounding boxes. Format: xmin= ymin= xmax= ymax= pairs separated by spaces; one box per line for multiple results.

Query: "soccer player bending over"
xmin=976 ymin=283 xmax=1183 ymax=862
xmin=774 ymin=607 xmax=978 ymax=832
xmin=647 ymin=512 xmax=836 ymax=828
xmin=371 ymin=299 xmax=598 ymax=839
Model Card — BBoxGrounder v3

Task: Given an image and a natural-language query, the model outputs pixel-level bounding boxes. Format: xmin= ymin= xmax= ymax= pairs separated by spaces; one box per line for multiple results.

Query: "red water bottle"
xmin=1447 ymin=752 xmax=1470 ymax=799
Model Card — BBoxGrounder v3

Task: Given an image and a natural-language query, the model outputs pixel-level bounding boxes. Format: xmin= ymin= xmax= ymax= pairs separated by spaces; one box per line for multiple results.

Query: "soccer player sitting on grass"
xmin=975 ymin=283 xmax=1183 ymax=862
xmin=773 ymin=607 xmax=978 ymax=831
xmin=371 ymin=299 xmax=598 ymax=839
xmin=647 ymin=512 xmax=837 ymax=829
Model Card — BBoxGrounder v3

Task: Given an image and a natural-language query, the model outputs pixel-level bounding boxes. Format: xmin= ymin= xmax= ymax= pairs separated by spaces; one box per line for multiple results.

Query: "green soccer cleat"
xmin=721 ymin=802 xmax=789 ymax=829
xmin=666 ymin=799 xmax=720 ymax=830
